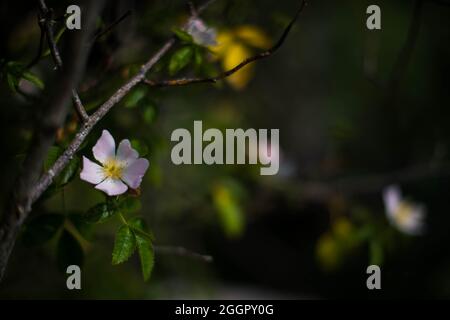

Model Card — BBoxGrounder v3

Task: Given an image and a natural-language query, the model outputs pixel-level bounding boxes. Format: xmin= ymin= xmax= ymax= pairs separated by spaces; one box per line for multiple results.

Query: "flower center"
xmin=103 ymin=159 xmax=124 ymax=179
xmin=395 ymin=202 xmax=413 ymax=225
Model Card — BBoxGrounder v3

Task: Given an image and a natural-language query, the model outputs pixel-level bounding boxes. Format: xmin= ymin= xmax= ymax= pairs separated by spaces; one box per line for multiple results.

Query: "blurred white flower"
xmin=186 ymin=17 xmax=217 ymax=46
xmin=382 ymin=185 xmax=426 ymax=236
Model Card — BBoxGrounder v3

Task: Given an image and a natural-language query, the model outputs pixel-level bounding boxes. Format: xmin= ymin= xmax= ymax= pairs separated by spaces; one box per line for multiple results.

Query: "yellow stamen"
xmin=395 ymin=202 xmax=413 ymax=225
xmin=103 ymin=159 xmax=124 ymax=179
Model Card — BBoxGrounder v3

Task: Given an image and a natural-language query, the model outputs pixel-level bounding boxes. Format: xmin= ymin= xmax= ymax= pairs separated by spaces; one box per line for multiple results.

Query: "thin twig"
xmin=90 ymin=10 xmax=132 ymax=43
xmin=296 ymin=163 xmax=450 ymax=202
xmin=144 ymin=0 xmax=307 ymax=88
xmin=30 ymin=0 xmax=218 ymax=205
xmin=154 ymin=245 xmax=213 ymax=263
xmin=0 ymin=0 xmax=105 ymax=282
xmin=37 ymin=0 xmax=89 ymax=122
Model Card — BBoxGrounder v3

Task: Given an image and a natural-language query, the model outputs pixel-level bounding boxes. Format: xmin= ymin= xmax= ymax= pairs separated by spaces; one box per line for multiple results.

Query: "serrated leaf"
xmin=22 ymin=214 xmax=65 ymax=246
xmin=129 ymin=217 xmax=155 ymax=241
xmin=136 ymin=234 xmax=154 ymax=281
xmin=112 ymin=225 xmax=136 ymax=265
xmin=169 ymin=46 xmax=194 ymax=76
xmin=57 ymin=230 xmax=84 ymax=272
xmin=128 ymin=217 xmax=155 ymax=243
xmin=84 ymin=202 xmax=117 ymax=223
xmin=129 ymin=218 xmax=154 ymax=281
xmin=173 ymin=28 xmax=194 ymax=43
xmin=22 ymin=71 xmax=45 ymax=89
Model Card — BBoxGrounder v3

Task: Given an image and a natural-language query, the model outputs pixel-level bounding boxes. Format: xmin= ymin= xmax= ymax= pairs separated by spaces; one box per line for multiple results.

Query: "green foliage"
xmin=42 ymin=26 xmax=66 ymax=58
xmin=173 ymin=28 xmax=194 ymax=43
xmin=212 ymin=181 xmax=245 ymax=238
xmin=130 ymin=139 xmax=149 ymax=157
xmin=60 ymin=156 xmax=80 ymax=186
xmin=44 ymin=146 xmax=80 ymax=187
xmin=369 ymin=239 xmax=384 ymax=266
xmin=112 ymin=225 xmax=136 ymax=265
xmin=84 ymin=202 xmax=118 ymax=223
xmin=194 ymin=47 xmax=204 ymax=68
xmin=57 ymin=230 xmax=84 ymax=272
xmin=21 ymin=71 xmax=45 ymax=90
xmin=1 ymin=61 xmax=44 ymax=92
xmin=22 ymin=214 xmax=65 ymax=246
xmin=119 ymin=198 xmax=142 ymax=214
xmin=169 ymin=46 xmax=195 ymax=76
xmin=129 ymin=218 xmax=154 ymax=281
xmin=143 ymin=105 xmax=157 ymax=124
xmin=68 ymin=213 xmax=94 ymax=240
xmin=123 ymin=87 xmax=148 ymax=108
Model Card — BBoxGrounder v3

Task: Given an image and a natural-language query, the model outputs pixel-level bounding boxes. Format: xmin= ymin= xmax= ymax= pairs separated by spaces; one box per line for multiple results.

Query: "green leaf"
xmin=57 ymin=230 xmax=84 ymax=272
xmin=68 ymin=214 xmax=94 ymax=240
xmin=44 ymin=146 xmax=63 ymax=171
xmin=44 ymin=147 xmax=79 ymax=187
xmin=22 ymin=71 xmax=45 ymax=89
xmin=173 ymin=28 xmax=194 ymax=43
xmin=129 ymin=218 xmax=154 ymax=281
xmin=194 ymin=46 xmax=204 ymax=67
xmin=123 ymin=87 xmax=148 ymax=108
xmin=59 ymin=156 xmax=80 ymax=186
xmin=212 ymin=182 xmax=245 ymax=238
xmin=169 ymin=46 xmax=194 ymax=76
xmin=112 ymin=225 xmax=136 ymax=265
xmin=42 ymin=27 xmax=66 ymax=57
xmin=369 ymin=239 xmax=384 ymax=266
xmin=130 ymin=139 xmax=149 ymax=157
xmin=143 ymin=105 xmax=157 ymax=124
xmin=22 ymin=214 xmax=65 ymax=246
xmin=6 ymin=73 xmax=18 ymax=92
xmin=127 ymin=217 xmax=155 ymax=242
xmin=119 ymin=197 xmax=142 ymax=214
xmin=84 ymin=202 xmax=117 ymax=223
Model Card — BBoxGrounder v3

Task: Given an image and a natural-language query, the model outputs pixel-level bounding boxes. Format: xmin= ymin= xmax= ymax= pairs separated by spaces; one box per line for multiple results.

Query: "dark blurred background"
xmin=0 ymin=0 xmax=450 ymax=299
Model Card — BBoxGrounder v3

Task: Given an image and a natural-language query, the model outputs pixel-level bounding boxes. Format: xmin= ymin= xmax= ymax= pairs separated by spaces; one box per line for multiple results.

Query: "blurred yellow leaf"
xmin=212 ymin=183 xmax=245 ymax=238
xmin=209 ymin=25 xmax=271 ymax=90
xmin=234 ymin=25 xmax=272 ymax=49
xmin=223 ymin=43 xmax=254 ymax=90
xmin=316 ymin=233 xmax=341 ymax=272
xmin=211 ymin=31 xmax=234 ymax=57
xmin=333 ymin=217 xmax=353 ymax=239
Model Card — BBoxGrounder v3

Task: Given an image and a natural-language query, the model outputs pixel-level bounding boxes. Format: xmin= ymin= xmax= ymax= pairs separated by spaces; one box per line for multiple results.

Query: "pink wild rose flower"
xmin=80 ymin=130 xmax=149 ymax=196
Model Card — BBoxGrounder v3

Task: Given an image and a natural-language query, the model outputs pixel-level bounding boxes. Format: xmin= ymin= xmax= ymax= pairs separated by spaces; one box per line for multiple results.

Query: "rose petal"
xmin=95 ymin=178 xmax=128 ymax=196
xmin=80 ymin=156 xmax=105 ymax=184
xmin=399 ymin=206 xmax=426 ymax=236
xmin=116 ymin=139 xmax=139 ymax=164
xmin=383 ymin=185 xmax=401 ymax=218
xmin=122 ymin=158 xmax=149 ymax=189
xmin=93 ymin=130 xmax=116 ymax=164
